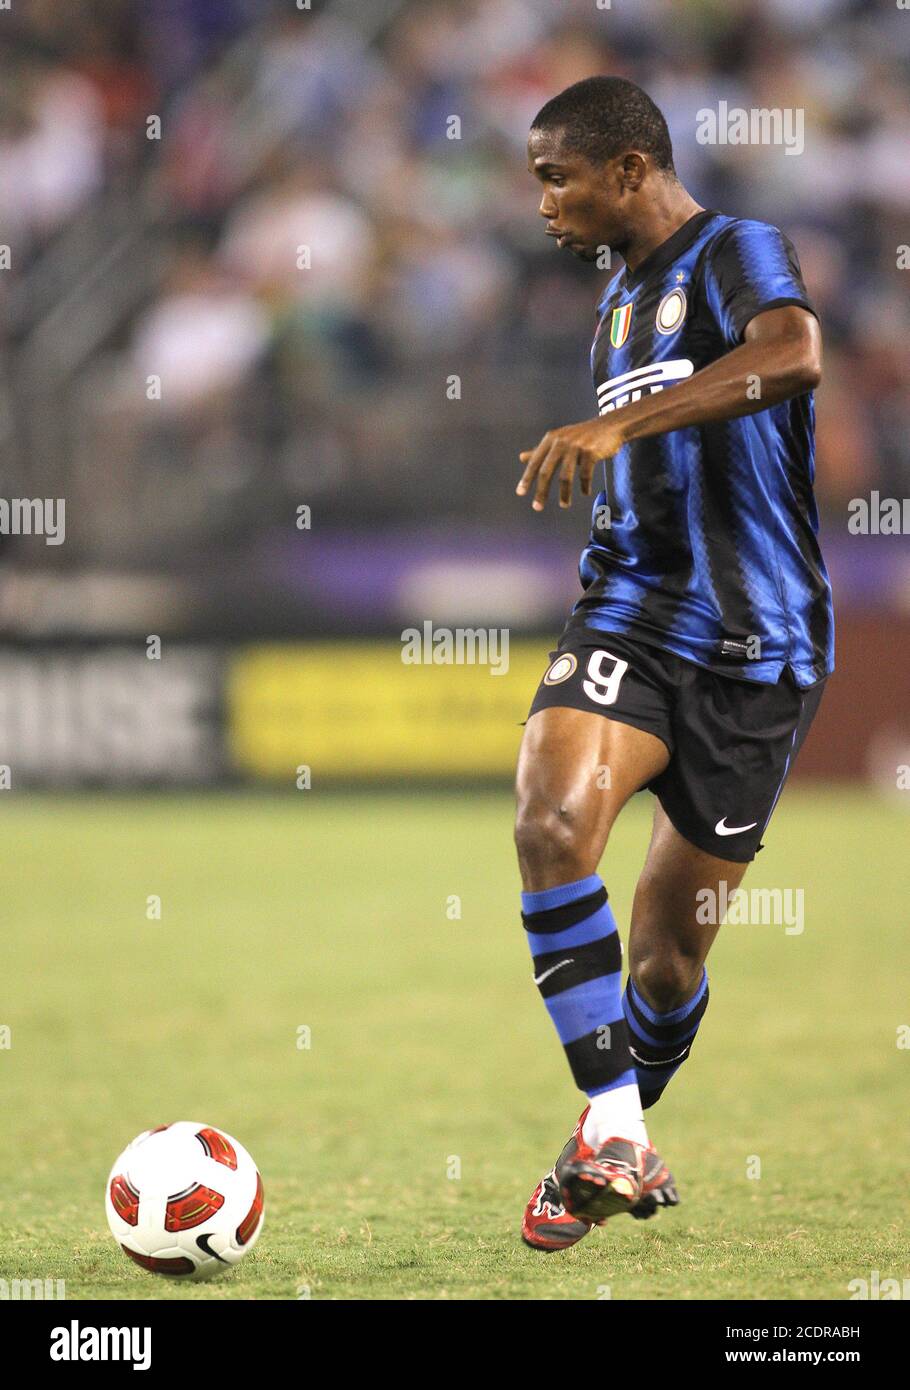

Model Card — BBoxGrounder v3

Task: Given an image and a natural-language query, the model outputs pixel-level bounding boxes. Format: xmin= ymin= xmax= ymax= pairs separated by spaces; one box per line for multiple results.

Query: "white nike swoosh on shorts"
xmin=714 ymin=817 xmax=759 ymax=836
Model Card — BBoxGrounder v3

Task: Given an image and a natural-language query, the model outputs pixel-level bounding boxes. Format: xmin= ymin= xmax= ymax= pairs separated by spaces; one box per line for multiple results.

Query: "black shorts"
xmin=527 ymin=624 xmax=826 ymax=863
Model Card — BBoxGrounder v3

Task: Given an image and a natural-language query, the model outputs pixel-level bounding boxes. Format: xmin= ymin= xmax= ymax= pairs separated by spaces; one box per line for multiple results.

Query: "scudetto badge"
xmin=655 ymin=287 xmax=686 ymax=334
xmin=609 ymin=303 xmax=632 ymax=348
xmin=543 ymin=653 xmax=578 ymax=685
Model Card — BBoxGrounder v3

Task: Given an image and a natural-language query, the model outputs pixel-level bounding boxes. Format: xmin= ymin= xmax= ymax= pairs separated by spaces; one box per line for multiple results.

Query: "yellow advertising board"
xmin=226 ymin=639 xmax=550 ymax=779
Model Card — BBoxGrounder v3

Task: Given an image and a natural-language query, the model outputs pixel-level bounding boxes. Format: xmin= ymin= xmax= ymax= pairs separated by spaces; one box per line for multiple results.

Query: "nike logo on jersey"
xmin=596 ymin=359 xmax=694 ymax=413
xmin=715 ymin=817 xmax=759 ymax=836
xmin=533 ymin=958 xmax=574 ymax=986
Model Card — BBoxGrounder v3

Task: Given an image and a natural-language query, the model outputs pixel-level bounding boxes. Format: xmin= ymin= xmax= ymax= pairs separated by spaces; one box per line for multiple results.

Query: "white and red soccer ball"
xmin=105 ymin=1122 xmax=264 ymax=1279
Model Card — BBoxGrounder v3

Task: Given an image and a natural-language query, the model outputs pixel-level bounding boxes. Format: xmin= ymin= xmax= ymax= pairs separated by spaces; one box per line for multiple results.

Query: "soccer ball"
xmin=105 ymin=1122 xmax=264 ymax=1280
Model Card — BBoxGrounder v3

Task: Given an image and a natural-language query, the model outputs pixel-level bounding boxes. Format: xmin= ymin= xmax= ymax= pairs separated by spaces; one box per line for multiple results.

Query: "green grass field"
xmin=0 ymin=788 xmax=906 ymax=1301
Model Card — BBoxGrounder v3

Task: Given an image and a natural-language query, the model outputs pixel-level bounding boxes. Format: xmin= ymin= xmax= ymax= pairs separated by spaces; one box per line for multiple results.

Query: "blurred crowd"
xmin=2 ymin=0 xmax=909 ymax=581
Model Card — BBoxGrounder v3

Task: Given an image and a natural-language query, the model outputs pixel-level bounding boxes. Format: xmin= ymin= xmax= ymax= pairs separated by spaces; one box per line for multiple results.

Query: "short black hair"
xmin=531 ymin=76 xmax=675 ymax=174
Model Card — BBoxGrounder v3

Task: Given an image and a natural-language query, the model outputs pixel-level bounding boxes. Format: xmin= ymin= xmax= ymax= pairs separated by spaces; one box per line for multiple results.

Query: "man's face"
xmin=527 ymin=127 xmax=630 ymax=263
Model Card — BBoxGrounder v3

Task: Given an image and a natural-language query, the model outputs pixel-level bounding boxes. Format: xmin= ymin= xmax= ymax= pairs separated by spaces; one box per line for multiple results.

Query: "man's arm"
xmin=516 ymin=305 xmax=821 ymax=511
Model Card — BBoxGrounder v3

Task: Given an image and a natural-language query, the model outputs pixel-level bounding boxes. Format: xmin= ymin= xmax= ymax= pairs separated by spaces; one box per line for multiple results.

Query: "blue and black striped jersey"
xmin=576 ymin=210 xmax=834 ymax=688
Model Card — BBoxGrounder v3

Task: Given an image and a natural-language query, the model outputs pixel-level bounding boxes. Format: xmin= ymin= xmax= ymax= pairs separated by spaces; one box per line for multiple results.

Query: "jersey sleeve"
xmin=704 ymin=220 xmax=816 ymax=347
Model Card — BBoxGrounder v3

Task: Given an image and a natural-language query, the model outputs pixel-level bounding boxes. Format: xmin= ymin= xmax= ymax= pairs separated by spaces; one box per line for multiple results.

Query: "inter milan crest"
xmin=655 ymin=288 xmax=687 ymax=334
xmin=543 ymin=653 xmax=577 ymax=685
xmin=609 ymin=302 xmax=632 ymax=347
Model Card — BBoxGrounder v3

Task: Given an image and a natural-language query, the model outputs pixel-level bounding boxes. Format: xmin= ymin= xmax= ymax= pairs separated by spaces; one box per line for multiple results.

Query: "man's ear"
xmin=620 ymin=152 xmax=647 ymax=191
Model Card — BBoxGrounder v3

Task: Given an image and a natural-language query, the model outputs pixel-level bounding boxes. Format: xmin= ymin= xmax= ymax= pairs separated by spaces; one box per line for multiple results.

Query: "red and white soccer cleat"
xmin=521 ymin=1165 xmax=595 ymax=1251
xmin=521 ymin=1107 xmax=678 ymax=1250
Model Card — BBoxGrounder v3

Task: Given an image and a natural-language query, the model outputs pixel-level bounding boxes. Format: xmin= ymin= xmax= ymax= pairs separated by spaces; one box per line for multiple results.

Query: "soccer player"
xmin=515 ymin=77 xmax=833 ymax=1250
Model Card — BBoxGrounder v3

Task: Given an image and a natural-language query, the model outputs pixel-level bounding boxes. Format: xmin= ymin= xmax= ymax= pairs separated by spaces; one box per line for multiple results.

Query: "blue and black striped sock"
xmin=521 ymin=874 xmax=637 ymax=1099
xmin=622 ymin=968 xmax=710 ymax=1109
